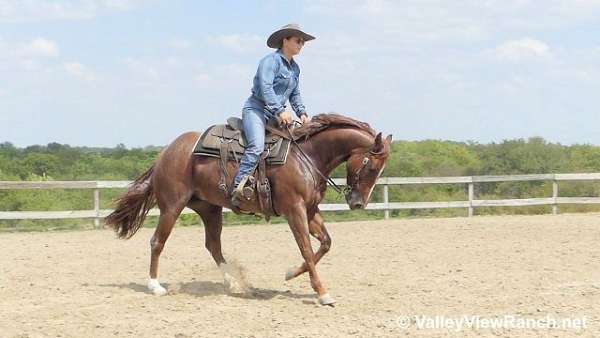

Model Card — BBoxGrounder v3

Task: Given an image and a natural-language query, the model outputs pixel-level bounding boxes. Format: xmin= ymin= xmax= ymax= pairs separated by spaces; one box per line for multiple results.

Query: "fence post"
xmin=468 ymin=182 xmax=474 ymax=217
xmin=93 ymin=188 xmax=100 ymax=228
xmin=383 ymin=184 xmax=390 ymax=219
xmin=552 ymin=180 xmax=559 ymax=215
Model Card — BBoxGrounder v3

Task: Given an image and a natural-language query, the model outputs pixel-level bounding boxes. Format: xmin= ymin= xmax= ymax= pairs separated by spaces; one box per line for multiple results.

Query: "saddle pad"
xmin=192 ymin=124 xmax=292 ymax=166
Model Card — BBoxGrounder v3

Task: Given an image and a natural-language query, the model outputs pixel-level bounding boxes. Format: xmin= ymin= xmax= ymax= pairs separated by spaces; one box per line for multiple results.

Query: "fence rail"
xmin=1 ymin=173 xmax=600 ymax=226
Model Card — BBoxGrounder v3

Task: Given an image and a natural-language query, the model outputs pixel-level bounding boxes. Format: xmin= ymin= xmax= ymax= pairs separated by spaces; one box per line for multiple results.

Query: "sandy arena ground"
xmin=2 ymin=213 xmax=600 ymax=337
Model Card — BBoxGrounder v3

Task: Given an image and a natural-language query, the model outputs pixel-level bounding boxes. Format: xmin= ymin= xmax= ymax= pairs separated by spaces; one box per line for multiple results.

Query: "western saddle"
xmin=193 ymin=117 xmax=294 ymax=219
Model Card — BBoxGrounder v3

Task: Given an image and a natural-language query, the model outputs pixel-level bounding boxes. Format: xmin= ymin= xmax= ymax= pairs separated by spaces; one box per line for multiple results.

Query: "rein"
xmin=285 ymin=126 xmax=348 ymax=195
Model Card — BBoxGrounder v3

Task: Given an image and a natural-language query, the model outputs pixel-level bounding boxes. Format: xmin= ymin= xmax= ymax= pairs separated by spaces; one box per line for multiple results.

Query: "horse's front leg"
xmin=286 ymin=206 xmax=335 ymax=306
xmin=285 ymin=211 xmax=331 ymax=281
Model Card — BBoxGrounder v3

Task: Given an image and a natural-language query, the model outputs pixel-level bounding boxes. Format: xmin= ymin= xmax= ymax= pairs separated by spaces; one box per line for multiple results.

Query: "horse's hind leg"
xmin=189 ymin=200 xmax=249 ymax=294
xmin=145 ymin=131 xmax=198 ymax=295
xmin=147 ymin=211 xmax=180 ymax=295
xmin=190 ymin=201 xmax=225 ymax=265
xmin=148 ymin=189 xmax=191 ymax=295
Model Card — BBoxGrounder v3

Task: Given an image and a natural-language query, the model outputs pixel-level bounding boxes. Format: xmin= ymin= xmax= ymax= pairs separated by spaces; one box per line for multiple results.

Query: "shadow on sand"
xmin=98 ymin=280 xmax=315 ymax=302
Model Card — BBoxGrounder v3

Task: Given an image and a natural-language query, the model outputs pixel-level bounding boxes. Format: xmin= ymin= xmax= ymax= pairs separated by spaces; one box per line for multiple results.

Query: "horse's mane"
xmin=293 ymin=113 xmax=376 ymax=139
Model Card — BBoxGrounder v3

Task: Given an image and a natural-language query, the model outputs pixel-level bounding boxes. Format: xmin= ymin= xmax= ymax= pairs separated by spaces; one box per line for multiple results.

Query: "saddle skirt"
xmin=192 ymin=117 xmax=292 ymax=165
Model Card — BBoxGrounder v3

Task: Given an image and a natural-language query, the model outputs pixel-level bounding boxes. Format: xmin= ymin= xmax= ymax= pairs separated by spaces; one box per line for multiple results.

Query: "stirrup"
xmin=233 ymin=176 xmax=254 ymax=200
xmin=230 ymin=189 xmax=244 ymax=207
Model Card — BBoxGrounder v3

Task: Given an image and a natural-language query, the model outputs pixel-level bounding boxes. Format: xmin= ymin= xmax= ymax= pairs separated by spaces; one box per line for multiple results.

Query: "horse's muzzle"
xmin=346 ymin=190 xmax=365 ymax=210
xmin=349 ymin=201 xmax=364 ymax=210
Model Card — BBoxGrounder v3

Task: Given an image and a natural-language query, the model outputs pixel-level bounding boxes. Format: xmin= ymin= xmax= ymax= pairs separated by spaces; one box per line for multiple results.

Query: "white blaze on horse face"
xmin=366 ymin=163 xmax=386 ymax=203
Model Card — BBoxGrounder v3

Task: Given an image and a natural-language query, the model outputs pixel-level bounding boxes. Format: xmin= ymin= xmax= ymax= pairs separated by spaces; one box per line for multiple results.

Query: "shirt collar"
xmin=276 ymin=49 xmax=296 ymax=67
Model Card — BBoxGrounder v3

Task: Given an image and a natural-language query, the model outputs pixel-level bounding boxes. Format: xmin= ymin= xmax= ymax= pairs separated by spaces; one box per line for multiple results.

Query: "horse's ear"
xmin=373 ymin=132 xmax=383 ymax=152
xmin=386 ymin=134 xmax=393 ymax=143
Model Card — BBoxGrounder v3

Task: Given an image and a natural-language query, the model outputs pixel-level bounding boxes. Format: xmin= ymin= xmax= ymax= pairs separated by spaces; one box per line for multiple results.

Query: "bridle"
xmin=345 ymin=149 xmax=385 ymax=199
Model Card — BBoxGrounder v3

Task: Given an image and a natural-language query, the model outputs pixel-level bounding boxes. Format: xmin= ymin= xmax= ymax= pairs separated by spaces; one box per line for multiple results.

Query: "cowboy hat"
xmin=267 ymin=23 xmax=316 ymax=49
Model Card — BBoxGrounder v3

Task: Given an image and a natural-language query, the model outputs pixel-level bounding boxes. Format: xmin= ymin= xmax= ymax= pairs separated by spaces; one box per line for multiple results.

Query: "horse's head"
xmin=345 ymin=132 xmax=393 ymax=210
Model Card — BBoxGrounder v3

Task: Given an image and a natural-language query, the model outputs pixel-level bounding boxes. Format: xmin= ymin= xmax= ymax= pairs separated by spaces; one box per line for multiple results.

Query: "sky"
xmin=1 ymin=0 xmax=600 ymax=147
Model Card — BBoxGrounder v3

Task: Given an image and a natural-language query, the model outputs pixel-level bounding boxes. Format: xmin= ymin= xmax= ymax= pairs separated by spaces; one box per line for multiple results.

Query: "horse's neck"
xmin=302 ymin=128 xmax=374 ymax=175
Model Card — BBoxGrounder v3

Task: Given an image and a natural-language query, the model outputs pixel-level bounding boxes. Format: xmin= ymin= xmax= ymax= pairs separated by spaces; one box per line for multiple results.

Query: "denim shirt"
xmin=245 ymin=50 xmax=306 ymax=120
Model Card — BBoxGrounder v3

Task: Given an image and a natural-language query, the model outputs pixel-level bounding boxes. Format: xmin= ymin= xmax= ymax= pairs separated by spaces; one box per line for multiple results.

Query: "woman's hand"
xmin=279 ymin=111 xmax=293 ymax=125
xmin=300 ymin=114 xmax=310 ymax=124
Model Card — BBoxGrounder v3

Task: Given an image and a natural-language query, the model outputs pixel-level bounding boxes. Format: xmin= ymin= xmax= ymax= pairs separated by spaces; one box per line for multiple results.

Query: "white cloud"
xmin=165 ymin=56 xmax=181 ymax=67
xmin=192 ymin=63 xmax=253 ymax=89
xmin=194 ymin=73 xmax=211 ymax=86
xmin=360 ymin=0 xmax=387 ymax=14
xmin=17 ymin=59 xmax=41 ymax=71
xmin=0 ymin=0 xmax=146 ymax=23
xmin=169 ymin=38 xmax=192 ymax=49
xmin=102 ymin=0 xmax=143 ymax=10
xmin=305 ymin=0 xmax=600 ymax=46
xmin=64 ymin=62 xmax=96 ymax=81
xmin=19 ymin=38 xmax=60 ymax=58
xmin=0 ymin=37 xmax=60 ymax=73
xmin=122 ymin=57 xmax=159 ymax=80
xmin=493 ymin=38 xmax=551 ymax=61
xmin=214 ymin=63 xmax=254 ymax=80
xmin=207 ymin=34 xmax=263 ymax=53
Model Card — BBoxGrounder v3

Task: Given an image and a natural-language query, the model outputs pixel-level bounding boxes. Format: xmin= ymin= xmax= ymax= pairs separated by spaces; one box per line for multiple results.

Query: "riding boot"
xmin=230 ymin=175 xmax=254 ymax=207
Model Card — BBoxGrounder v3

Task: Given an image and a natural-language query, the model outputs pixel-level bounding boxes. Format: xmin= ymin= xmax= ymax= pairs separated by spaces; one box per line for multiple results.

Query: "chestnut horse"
xmin=105 ymin=114 xmax=392 ymax=305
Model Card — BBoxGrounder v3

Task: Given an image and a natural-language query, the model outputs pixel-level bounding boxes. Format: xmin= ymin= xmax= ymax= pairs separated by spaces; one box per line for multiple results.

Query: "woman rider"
xmin=231 ymin=23 xmax=315 ymax=206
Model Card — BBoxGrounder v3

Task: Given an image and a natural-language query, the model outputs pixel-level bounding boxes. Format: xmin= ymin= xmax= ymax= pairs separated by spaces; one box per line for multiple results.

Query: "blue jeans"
xmin=233 ymin=107 xmax=266 ymax=186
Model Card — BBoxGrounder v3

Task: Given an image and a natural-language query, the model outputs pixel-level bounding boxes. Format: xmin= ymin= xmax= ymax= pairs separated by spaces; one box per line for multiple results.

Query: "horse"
xmin=105 ymin=113 xmax=392 ymax=306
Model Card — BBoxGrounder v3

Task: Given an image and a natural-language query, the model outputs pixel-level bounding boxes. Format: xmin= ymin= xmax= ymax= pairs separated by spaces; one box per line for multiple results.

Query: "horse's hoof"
xmin=284 ymin=267 xmax=298 ymax=281
xmin=224 ymin=277 xmax=248 ymax=294
xmin=148 ymin=279 xmax=167 ymax=296
xmin=318 ymin=293 xmax=336 ymax=306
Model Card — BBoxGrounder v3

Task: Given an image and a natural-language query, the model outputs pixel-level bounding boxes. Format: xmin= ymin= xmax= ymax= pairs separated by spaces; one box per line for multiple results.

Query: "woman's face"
xmin=282 ymin=36 xmax=305 ymax=56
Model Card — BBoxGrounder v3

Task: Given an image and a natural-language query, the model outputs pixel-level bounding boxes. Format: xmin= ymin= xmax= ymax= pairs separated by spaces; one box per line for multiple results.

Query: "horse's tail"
xmin=105 ymin=164 xmax=156 ymax=239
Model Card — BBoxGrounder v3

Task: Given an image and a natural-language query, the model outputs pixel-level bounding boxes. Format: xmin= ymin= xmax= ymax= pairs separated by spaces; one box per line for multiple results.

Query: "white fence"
xmin=1 ymin=173 xmax=600 ymax=226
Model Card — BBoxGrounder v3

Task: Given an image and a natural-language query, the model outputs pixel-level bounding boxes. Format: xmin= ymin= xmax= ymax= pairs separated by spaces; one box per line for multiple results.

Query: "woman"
xmin=231 ymin=23 xmax=315 ymax=206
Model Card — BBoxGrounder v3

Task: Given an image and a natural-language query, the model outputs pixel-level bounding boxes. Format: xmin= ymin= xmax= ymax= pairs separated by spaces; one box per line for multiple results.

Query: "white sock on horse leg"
xmin=148 ymin=278 xmax=167 ymax=296
xmin=219 ymin=263 xmax=248 ymax=294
